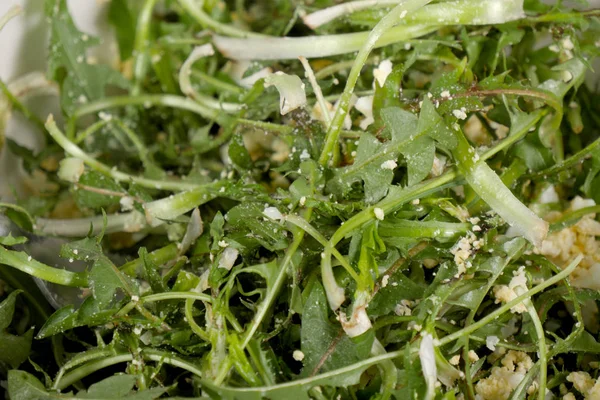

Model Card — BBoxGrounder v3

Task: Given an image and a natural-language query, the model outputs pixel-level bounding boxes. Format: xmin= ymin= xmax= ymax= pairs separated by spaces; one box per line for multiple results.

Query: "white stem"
xmin=467 ymin=161 xmax=549 ymax=247
xmin=214 ymin=0 xmax=524 ymax=60
xmin=321 ymin=248 xmax=346 ymax=310
xmin=298 ymin=56 xmax=331 ymax=126
xmin=214 ymin=24 xmax=435 ymax=60
xmin=179 ymin=44 xmax=244 ymax=113
xmin=303 ymin=0 xmax=402 ymax=29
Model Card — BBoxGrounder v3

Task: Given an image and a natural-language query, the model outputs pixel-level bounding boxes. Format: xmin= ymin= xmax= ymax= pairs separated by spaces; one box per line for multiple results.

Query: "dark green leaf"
xmin=301 ymin=281 xmax=374 ymax=375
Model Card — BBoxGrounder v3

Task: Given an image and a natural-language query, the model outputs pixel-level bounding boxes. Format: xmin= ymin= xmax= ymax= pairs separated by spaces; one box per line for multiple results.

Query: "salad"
xmin=0 ymin=0 xmax=599 ymax=399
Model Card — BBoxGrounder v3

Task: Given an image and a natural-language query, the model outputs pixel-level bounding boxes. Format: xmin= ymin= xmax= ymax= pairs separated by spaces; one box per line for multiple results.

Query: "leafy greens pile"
xmin=1 ymin=0 xmax=600 ymax=399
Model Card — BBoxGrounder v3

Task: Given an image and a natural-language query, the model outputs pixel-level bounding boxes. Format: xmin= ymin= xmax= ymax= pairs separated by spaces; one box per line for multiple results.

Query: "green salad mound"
xmin=1 ymin=0 xmax=600 ymax=399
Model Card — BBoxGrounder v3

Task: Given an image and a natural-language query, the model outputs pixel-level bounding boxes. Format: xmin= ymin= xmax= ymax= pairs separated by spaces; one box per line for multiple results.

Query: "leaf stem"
xmin=177 ymin=0 xmax=264 ymax=38
xmin=47 ymin=115 xmax=216 ymax=191
xmin=132 ymin=0 xmax=159 ymax=95
xmin=0 ymin=246 xmax=87 ymax=287
xmin=526 ymin=296 xmax=547 ymax=400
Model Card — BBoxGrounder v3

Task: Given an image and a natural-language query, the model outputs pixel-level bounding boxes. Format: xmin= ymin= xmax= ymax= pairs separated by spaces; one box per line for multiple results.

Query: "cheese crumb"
xmin=452 ymin=108 xmax=468 ymax=120
xmin=380 ymin=160 xmax=398 ymax=170
xmin=449 ymin=355 xmax=461 ymax=366
xmin=486 ymin=335 xmax=500 ymax=351
xmin=381 ymin=275 xmax=389 ymax=288
xmin=537 ymin=197 xmax=600 ymax=289
xmin=441 ymin=90 xmax=451 ymax=98
xmin=293 ymin=350 xmax=305 ymax=361
xmin=374 ymin=207 xmax=385 ymax=221
xmin=468 ymin=350 xmax=479 ymax=362
xmin=394 ymin=300 xmax=413 ymax=316
xmin=475 ymin=351 xmax=533 ymax=400
xmin=373 ymin=59 xmax=393 ymax=87
xmin=493 ymin=266 xmax=528 ymax=314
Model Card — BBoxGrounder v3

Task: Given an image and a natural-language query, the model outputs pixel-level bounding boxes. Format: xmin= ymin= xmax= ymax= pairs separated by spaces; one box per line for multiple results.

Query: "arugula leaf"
xmin=0 ymin=291 xmax=33 ymax=369
xmin=46 ymin=0 xmax=130 ymax=114
xmin=301 ymin=281 xmax=374 ymax=375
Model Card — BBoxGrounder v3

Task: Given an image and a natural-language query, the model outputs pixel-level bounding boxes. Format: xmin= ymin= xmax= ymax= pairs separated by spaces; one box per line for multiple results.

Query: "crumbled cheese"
xmin=299 ymin=149 xmax=311 ymax=161
xmin=449 ymin=355 xmax=461 ymax=366
xmin=468 ymin=350 xmax=479 ymax=362
xmin=299 ymin=196 xmax=306 ymax=206
xmin=441 ymin=90 xmax=451 ymax=98
xmin=539 ymin=185 xmax=559 ymax=204
xmin=293 ymin=350 xmax=305 ymax=362
xmin=537 ymin=197 xmax=600 ymax=289
xmin=381 ymin=275 xmax=389 ymax=288
xmin=562 ymin=36 xmax=575 ymax=50
xmin=567 ymin=371 xmax=599 ymax=398
xmin=486 ymin=335 xmax=500 ymax=351
xmin=430 ymin=154 xmax=447 ymax=177
xmin=355 ymin=96 xmax=375 ymax=130
xmin=451 ymin=234 xmax=478 ymax=278
xmin=373 ymin=59 xmax=393 ymax=87
xmin=380 ymin=159 xmax=398 ymax=170
xmin=452 ymin=108 xmax=468 ymax=120
xmin=394 ymin=300 xmax=413 ymax=316
xmin=218 ymin=240 xmax=229 ymax=248
xmin=475 ymin=351 xmax=533 ymax=400
xmin=131 ymin=295 xmax=140 ymax=302
xmin=374 ymin=207 xmax=385 ymax=221
xmin=493 ymin=266 xmax=528 ymax=314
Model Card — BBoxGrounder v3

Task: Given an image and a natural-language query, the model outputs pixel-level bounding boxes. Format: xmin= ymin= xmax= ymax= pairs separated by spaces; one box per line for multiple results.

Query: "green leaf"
xmin=226 ymin=203 xmax=289 ymax=252
xmin=108 ymin=0 xmax=137 ymax=61
xmin=417 ymin=98 xmax=456 ymax=150
xmin=0 ymin=291 xmax=33 ymax=368
xmin=8 ymin=370 xmax=49 ymax=400
xmin=0 ymin=233 xmax=28 ymax=246
xmin=74 ymin=171 xmax=125 ymax=210
xmin=8 ymin=370 xmax=166 ymax=400
xmin=566 ymin=331 xmax=600 ymax=354
xmin=61 ymin=232 xmax=136 ymax=307
xmin=0 ymin=203 xmax=35 ymax=232
xmin=229 ymin=133 xmax=253 ymax=170
xmin=88 ymin=256 xmax=133 ymax=307
xmin=301 ymin=281 xmax=374 ymax=376
xmin=46 ymin=0 xmax=130 ymax=114
xmin=37 ymin=297 xmax=117 ymax=338
xmin=0 ymin=329 xmax=33 ymax=369
xmin=140 ymin=247 xmax=167 ymax=293
xmin=368 ymin=271 xmax=425 ymax=317
xmin=83 ymin=375 xmax=136 ymax=398
xmin=402 ymin=136 xmax=435 ymax=186
xmin=354 ymin=132 xmax=394 ymax=203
